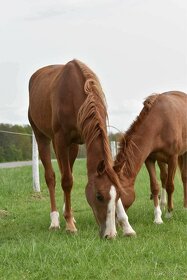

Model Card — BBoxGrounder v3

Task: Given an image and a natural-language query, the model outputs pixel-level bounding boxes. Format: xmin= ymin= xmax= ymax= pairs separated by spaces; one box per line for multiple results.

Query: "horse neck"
xmin=123 ymin=129 xmax=154 ymax=179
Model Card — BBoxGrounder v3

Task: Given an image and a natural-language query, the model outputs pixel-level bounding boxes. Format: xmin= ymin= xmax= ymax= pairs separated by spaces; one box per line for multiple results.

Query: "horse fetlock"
xmin=165 ymin=211 xmax=173 ymax=219
xmin=66 ymin=219 xmax=77 ymax=233
xmin=49 ymin=211 xmax=60 ymax=229
xmin=154 ymin=206 xmax=163 ymax=224
xmin=154 ymin=217 xmax=163 ymax=224
xmin=104 ymin=232 xmax=117 ymax=240
xmin=124 ymin=226 xmax=136 ymax=237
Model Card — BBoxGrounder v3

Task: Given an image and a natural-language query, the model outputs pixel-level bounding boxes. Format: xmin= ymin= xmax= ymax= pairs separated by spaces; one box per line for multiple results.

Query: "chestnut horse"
xmin=114 ymin=91 xmax=187 ymax=223
xmin=28 ymin=59 xmax=135 ymax=238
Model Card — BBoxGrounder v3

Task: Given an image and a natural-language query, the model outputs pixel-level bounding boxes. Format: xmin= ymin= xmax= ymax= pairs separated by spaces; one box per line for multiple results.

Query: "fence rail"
xmin=0 ymin=129 xmax=118 ymax=192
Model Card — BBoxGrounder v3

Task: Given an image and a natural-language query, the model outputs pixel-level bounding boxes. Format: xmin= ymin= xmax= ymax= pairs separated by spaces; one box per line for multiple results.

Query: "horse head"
xmin=85 ymin=160 xmax=120 ymax=239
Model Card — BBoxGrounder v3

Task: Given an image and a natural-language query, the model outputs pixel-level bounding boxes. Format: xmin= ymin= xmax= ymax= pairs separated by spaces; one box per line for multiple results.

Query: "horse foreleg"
xmin=158 ymin=161 xmax=167 ymax=209
xmin=165 ymin=155 xmax=177 ymax=218
xmin=62 ymin=172 xmax=77 ymax=233
xmin=37 ymin=139 xmax=60 ymax=229
xmin=145 ymin=159 xmax=163 ymax=224
xmin=53 ymin=137 xmax=77 ymax=233
xmin=116 ymin=199 xmax=136 ymax=236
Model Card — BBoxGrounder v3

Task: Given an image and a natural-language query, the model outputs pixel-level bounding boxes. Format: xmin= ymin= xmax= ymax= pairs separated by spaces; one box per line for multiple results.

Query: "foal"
xmin=114 ymin=91 xmax=187 ymax=223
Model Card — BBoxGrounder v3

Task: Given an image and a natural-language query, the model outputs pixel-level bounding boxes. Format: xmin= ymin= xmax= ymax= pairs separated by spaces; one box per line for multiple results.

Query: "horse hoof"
xmin=49 ymin=224 xmax=60 ymax=230
xmin=154 ymin=219 xmax=163 ymax=224
xmin=66 ymin=229 xmax=77 ymax=234
xmin=165 ymin=211 xmax=173 ymax=219
xmin=49 ymin=211 xmax=60 ymax=229
xmin=66 ymin=227 xmax=78 ymax=233
xmin=124 ymin=230 xmax=136 ymax=237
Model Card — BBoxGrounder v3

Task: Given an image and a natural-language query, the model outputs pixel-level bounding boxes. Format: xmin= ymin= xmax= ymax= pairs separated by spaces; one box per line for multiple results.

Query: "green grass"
xmin=0 ymin=159 xmax=186 ymax=280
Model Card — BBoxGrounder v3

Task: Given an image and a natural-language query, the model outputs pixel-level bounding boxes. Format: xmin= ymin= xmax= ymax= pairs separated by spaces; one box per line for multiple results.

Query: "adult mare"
xmin=28 ymin=59 xmax=136 ymax=238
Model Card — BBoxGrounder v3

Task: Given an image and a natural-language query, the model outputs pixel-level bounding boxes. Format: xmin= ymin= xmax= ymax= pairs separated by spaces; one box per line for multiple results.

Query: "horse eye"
xmin=96 ymin=192 xmax=104 ymax=202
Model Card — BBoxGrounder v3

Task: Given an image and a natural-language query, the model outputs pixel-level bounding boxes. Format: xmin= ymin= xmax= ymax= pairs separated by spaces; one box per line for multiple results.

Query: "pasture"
xmin=0 ymin=159 xmax=186 ymax=280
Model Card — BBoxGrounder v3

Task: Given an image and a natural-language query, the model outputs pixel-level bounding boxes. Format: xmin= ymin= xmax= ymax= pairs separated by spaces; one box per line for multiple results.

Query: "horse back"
xmin=29 ymin=65 xmax=65 ymax=138
xmin=28 ymin=62 xmax=86 ymax=143
xmin=152 ymin=91 xmax=187 ymax=155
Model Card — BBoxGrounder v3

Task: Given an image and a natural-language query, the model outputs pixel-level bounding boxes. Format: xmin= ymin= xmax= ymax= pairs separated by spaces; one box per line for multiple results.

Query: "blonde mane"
xmin=115 ymin=94 xmax=160 ymax=177
xmin=74 ymin=59 xmax=121 ymax=188
xmin=74 ymin=59 xmax=107 ymax=147
xmin=125 ymin=94 xmax=159 ymax=141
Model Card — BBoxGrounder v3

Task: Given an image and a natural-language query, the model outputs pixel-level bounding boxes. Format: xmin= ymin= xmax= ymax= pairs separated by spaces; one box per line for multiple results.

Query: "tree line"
xmin=0 ymin=124 xmax=121 ymax=163
xmin=0 ymin=124 xmax=32 ymax=162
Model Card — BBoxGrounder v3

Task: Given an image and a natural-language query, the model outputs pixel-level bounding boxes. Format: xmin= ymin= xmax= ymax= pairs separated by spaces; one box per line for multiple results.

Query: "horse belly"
xmin=29 ymin=89 xmax=54 ymax=139
xmin=148 ymin=152 xmax=168 ymax=163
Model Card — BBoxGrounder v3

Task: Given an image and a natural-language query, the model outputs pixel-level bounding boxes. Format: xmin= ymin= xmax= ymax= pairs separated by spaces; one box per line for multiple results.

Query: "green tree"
xmin=0 ymin=123 xmax=32 ymax=162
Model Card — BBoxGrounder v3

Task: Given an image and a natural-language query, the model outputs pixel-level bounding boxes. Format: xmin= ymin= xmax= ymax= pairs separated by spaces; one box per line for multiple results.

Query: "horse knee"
xmin=150 ymin=183 xmax=160 ymax=197
xmin=45 ymin=170 xmax=56 ymax=188
xmin=166 ymin=183 xmax=174 ymax=194
xmin=61 ymin=174 xmax=73 ymax=192
xmin=151 ymin=188 xmax=159 ymax=196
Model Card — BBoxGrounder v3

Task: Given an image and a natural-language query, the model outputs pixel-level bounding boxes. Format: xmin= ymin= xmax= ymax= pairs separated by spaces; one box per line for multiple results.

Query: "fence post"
xmin=110 ymin=141 xmax=117 ymax=159
xmin=32 ymin=131 xmax=40 ymax=192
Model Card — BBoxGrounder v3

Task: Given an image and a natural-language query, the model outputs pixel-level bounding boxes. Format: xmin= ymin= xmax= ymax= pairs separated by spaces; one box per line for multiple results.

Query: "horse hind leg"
xmin=158 ymin=161 xmax=168 ymax=210
xmin=34 ymin=134 xmax=60 ymax=229
xmin=65 ymin=143 xmax=79 ymax=216
xmin=165 ymin=155 xmax=178 ymax=218
xmin=53 ymin=136 xmax=78 ymax=233
xmin=145 ymin=158 xmax=163 ymax=224
xmin=178 ymin=153 xmax=187 ymax=208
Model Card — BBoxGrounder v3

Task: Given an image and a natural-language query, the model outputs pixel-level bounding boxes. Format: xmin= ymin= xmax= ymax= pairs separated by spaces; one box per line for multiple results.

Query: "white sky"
xmin=0 ymin=0 xmax=186 ymax=132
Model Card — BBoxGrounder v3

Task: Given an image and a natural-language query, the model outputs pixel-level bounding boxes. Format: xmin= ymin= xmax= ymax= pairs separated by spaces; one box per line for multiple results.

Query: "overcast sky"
xmin=0 ymin=0 xmax=186 ymax=132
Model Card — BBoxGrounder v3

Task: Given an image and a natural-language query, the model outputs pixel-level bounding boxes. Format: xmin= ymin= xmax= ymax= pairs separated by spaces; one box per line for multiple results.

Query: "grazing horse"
xmin=28 ymin=59 xmax=135 ymax=238
xmin=114 ymin=91 xmax=187 ymax=223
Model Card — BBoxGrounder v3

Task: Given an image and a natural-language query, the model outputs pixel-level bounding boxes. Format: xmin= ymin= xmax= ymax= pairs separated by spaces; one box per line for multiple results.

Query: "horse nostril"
xmin=105 ymin=235 xmax=109 ymax=239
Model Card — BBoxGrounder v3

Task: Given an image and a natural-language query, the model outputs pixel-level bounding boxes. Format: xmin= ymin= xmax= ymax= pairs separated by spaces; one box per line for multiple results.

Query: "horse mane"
xmin=74 ymin=59 xmax=121 ymax=188
xmin=74 ymin=59 xmax=107 ymax=147
xmin=115 ymin=94 xmax=160 ymax=178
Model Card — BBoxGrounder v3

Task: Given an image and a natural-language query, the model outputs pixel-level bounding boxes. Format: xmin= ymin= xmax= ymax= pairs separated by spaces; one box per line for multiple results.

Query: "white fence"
xmin=31 ymin=138 xmax=118 ymax=193
xmin=32 ymin=132 xmax=40 ymax=192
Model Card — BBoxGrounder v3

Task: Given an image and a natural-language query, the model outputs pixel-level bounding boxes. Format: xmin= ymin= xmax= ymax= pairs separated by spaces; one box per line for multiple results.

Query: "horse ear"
xmin=97 ymin=160 xmax=106 ymax=176
xmin=113 ymin=161 xmax=124 ymax=173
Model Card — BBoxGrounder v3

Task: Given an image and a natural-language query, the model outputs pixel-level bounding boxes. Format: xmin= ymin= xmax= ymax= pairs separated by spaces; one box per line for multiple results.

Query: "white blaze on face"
xmin=104 ymin=186 xmax=117 ymax=238
xmin=116 ymin=199 xmax=136 ymax=236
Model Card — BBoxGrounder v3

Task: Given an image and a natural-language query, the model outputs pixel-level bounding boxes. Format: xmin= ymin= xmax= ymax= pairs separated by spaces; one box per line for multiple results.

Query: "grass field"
xmin=0 ymin=159 xmax=186 ymax=280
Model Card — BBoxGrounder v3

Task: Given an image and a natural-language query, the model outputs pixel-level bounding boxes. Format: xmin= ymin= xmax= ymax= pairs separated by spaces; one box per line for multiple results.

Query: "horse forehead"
xmin=96 ymin=181 xmax=113 ymax=195
xmin=95 ymin=172 xmax=113 ymax=186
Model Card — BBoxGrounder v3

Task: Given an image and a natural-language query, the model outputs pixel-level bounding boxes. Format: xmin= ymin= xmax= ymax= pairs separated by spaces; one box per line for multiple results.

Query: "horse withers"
xmin=28 ymin=59 xmax=135 ymax=238
xmin=114 ymin=91 xmax=187 ymax=223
